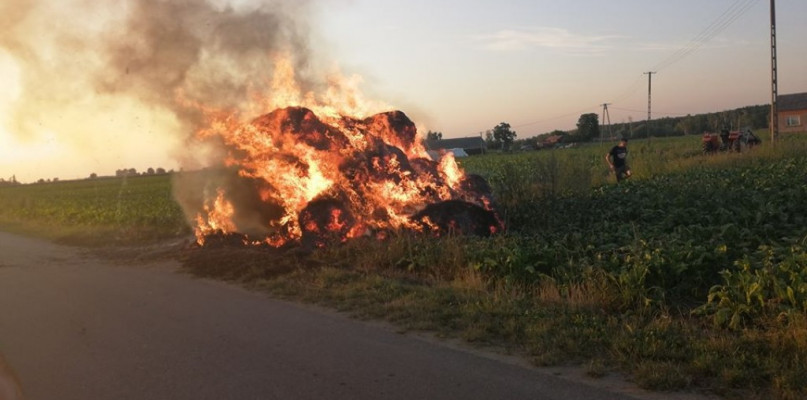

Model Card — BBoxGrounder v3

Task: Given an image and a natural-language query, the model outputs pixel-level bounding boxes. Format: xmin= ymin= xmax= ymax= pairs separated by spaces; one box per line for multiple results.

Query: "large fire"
xmin=185 ymin=56 xmax=502 ymax=248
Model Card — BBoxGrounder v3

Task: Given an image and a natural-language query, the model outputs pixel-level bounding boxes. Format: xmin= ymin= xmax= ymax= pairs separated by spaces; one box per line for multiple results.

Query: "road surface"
xmin=0 ymin=231 xmax=699 ymax=400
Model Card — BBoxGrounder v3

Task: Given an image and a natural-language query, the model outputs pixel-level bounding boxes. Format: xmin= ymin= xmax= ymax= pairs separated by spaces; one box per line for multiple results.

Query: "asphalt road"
xmin=0 ymin=231 xmax=693 ymax=400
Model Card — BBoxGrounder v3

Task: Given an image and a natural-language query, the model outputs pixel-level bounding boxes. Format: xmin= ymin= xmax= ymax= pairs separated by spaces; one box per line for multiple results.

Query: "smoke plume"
xmin=0 ymin=0 xmax=314 ymax=173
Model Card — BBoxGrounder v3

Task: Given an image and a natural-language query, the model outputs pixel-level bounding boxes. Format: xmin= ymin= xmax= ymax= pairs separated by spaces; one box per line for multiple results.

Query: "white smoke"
xmin=0 ymin=0 xmax=314 ymax=181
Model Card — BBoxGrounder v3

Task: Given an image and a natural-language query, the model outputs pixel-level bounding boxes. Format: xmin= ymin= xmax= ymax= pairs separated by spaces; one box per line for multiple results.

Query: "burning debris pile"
xmin=186 ymin=106 xmax=503 ymax=248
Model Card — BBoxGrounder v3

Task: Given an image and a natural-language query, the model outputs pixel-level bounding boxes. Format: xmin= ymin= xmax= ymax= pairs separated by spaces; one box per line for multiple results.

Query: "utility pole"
xmin=600 ymin=103 xmax=612 ymax=145
xmin=644 ymin=72 xmax=656 ymax=138
xmin=770 ymin=0 xmax=778 ymax=144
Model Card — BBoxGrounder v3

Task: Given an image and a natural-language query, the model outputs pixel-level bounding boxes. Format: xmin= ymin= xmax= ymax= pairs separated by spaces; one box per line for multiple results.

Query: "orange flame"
xmin=187 ymin=53 xmax=497 ymax=247
xmin=195 ymin=188 xmax=237 ymax=245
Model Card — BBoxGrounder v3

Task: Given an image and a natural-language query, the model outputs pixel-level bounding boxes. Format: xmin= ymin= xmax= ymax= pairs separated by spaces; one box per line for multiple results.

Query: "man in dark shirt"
xmin=605 ymin=138 xmax=630 ymax=182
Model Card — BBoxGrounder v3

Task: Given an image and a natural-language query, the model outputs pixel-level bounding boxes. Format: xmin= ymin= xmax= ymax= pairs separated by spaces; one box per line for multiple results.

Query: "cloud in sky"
xmin=474 ymin=27 xmax=622 ymax=54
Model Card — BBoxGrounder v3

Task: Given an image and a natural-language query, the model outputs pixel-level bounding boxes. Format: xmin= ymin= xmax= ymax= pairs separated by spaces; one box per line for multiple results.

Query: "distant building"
xmin=425 ymin=137 xmax=487 ymax=156
xmin=778 ymin=92 xmax=807 ymax=133
xmin=542 ymin=134 xmax=564 ymax=147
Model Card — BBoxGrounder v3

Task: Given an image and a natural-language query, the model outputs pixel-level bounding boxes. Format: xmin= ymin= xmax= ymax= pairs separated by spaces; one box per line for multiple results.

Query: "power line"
xmin=470 ymin=1 xmax=763 ymax=137
xmin=509 ymin=76 xmax=645 ymax=133
xmin=609 ymin=75 xmax=646 ymax=106
xmin=511 ymin=104 xmax=601 ymax=129
xmin=651 ymin=0 xmax=760 ymax=72
xmin=611 ymin=0 xmax=760 ymax=132
xmin=610 ymin=106 xmax=690 ymax=117
xmin=609 ymin=106 xmax=645 ymax=114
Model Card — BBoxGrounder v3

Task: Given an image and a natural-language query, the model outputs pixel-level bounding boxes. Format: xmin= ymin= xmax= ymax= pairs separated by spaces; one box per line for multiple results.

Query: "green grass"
xmin=3 ymin=132 xmax=807 ymax=399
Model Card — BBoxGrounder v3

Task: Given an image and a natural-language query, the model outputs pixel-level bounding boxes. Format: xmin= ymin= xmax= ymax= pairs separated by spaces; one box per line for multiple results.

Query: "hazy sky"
xmin=1 ymin=0 xmax=805 ymax=182
xmin=313 ymin=0 xmax=807 ymax=136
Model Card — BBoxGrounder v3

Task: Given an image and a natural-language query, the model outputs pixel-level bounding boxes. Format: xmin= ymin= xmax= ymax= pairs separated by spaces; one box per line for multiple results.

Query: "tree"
xmin=426 ymin=130 xmax=442 ymax=141
xmin=492 ymin=122 xmax=517 ymax=151
xmin=89 ymin=173 xmax=98 ymax=179
xmin=708 ymin=112 xmax=731 ymax=132
xmin=627 ymin=116 xmax=634 ymax=137
xmin=484 ymin=130 xmax=494 ymax=147
xmin=675 ymin=114 xmax=707 ymax=136
xmin=576 ymin=113 xmax=599 ymax=141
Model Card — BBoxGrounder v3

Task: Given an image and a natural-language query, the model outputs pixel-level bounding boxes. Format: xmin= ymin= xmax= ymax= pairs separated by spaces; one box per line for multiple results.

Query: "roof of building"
xmin=543 ymin=134 xmax=564 ymax=145
xmin=425 ymin=136 xmax=486 ymax=150
xmin=779 ymin=92 xmax=807 ymax=112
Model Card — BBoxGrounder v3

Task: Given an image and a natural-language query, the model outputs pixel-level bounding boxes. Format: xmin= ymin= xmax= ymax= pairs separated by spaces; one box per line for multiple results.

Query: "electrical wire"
xmin=468 ymin=0 xmax=762 ymax=136
xmin=650 ymin=0 xmax=760 ymax=72
xmin=609 ymin=75 xmax=646 ymax=105
xmin=610 ymin=106 xmax=690 ymax=117
xmin=512 ymin=104 xmax=602 ymax=129
xmin=601 ymin=0 xmax=761 ymax=121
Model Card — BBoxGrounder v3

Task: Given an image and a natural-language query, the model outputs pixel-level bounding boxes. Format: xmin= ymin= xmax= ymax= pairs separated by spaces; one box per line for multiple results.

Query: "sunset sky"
xmin=1 ymin=0 xmax=805 ymax=183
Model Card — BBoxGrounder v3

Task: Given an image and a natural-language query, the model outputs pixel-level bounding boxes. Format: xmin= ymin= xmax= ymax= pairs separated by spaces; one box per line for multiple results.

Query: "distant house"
xmin=779 ymin=92 xmax=807 ymax=133
xmin=425 ymin=136 xmax=487 ymax=156
xmin=542 ymin=134 xmax=564 ymax=147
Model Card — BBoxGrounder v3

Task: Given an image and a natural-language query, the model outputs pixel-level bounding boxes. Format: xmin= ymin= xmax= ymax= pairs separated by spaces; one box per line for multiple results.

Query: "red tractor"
xmin=702 ymin=128 xmax=762 ymax=154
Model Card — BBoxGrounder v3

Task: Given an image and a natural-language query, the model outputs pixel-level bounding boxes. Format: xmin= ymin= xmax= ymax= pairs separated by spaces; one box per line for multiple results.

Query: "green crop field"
xmin=462 ymin=135 xmax=807 ymax=320
xmin=0 ymin=174 xmax=188 ymax=243
xmin=2 ymin=133 xmax=806 ymax=398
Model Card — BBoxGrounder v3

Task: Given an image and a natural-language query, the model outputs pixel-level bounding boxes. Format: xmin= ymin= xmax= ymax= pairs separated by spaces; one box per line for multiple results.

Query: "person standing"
xmin=605 ymin=138 xmax=630 ymax=182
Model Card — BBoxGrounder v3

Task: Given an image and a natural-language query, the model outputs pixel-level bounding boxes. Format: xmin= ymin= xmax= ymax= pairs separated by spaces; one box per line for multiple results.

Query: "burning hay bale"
xmin=183 ymin=106 xmax=503 ymax=248
xmin=251 ymin=107 xmax=350 ymax=152
xmin=298 ymin=198 xmax=360 ymax=249
xmin=361 ymin=111 xmax=420 ymax=154
xmin=411 ymin=200 xmax=501 ymax=237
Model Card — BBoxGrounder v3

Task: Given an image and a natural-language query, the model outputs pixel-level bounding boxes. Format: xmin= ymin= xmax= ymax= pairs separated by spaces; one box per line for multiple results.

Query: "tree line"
xmin=515 ymin=104 xmax=771 ymax=149
xmin=0 ymin=175 xmax=20 ymax=187
xmin=0 ymin=168 xmax=174 ymax=185
xmin=113 ymin=167 xmax=169 ymax=177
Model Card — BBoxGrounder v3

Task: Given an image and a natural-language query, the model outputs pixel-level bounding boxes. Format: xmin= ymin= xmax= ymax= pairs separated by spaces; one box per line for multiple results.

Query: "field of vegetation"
xmin=0 ymin=174 xmax=188 ymax=243
xmin=1 ymin=133 xmax=806 ymax=399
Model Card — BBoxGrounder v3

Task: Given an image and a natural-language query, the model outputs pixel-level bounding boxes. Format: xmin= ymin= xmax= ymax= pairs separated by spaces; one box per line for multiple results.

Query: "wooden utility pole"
xmin=644 ymin=72 xmax=656 ymax=138
xmin=770 ymin=0 xmax=778 ymax=144
xmin=601 ymin=103 xmax=612 ymax=145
